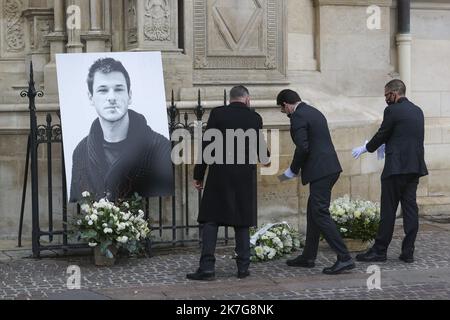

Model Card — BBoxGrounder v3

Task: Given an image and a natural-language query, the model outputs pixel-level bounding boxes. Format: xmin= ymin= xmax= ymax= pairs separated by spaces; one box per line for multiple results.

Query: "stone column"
xmin=44 ymin=0 xmax=68 ymax=95
xmin=396 ymin=0 xmax=412 ymax=92
xmin=90 ymin=0 xmax=103 ymax=30
xmin=84 ymin=0 xmax=110 ymax=52
xmin=66 ymin=0 xmax=84 ymax=53
xmin=52 ymin=0 xmax=64 ymax=32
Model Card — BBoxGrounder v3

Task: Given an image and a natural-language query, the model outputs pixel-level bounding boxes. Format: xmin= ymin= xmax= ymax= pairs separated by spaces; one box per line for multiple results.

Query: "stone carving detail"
xmin=265 ymin=0 xmax=277 ymax=70
xmin=144 ymin=0 xmax=170 ymax=41
xmin=194 ymin=56 xmax=208 ymax=68
xmin=4 ymin=0 xmax=25 ymax=52
xmin=37 ymin=19 xmax=52 ymax=50
xmin=127 ymin=0 xmax=138 ymax=44
xmin=193 ymin=0 xmax=283 ymax=71
xmin=30 ymin=18 xmax=53 ymax=51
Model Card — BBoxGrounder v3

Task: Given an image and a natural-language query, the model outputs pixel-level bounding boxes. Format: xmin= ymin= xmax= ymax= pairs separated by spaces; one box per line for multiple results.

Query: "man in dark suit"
xmin=187 ymin=86 xmax=270 ymax=281
xmin=352 ymin=79 xmax=428 ymax=263
xmin=277 ymin=89 xmax=355 ymax=275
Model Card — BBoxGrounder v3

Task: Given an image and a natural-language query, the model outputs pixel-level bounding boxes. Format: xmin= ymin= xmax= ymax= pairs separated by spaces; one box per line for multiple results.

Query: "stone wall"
xmin=410 ymin=2 xmax=450 ymax=218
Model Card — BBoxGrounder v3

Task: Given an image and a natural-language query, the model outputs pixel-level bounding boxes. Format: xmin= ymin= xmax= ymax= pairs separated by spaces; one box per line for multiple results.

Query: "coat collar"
xmin=228 ymin=101 xmax=250 ymax=110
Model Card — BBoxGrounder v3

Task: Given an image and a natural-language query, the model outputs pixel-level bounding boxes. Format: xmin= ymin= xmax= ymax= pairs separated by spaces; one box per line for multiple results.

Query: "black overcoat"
xmin=194 ymin=102 xmax=268 ymax=227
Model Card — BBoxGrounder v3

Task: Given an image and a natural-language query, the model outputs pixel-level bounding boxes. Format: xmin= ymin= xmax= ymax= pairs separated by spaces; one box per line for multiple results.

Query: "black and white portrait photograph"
xmin=56 ymin=52 xmax=174 ymax=202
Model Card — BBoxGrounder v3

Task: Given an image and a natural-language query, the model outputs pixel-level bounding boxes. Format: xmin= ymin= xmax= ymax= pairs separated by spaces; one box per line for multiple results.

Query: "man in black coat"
xmin=187 ymin=86 xmax=270 ymax=281
xmin=277 ymin=89 xmax=355 ymax=275
xmin=352 ymin=79 xmax=428 ymax=263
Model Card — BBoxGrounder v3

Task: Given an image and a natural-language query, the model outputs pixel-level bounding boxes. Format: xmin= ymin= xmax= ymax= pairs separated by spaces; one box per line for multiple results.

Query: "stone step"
xmin=418 ymin=196 xmax=450 ymax=222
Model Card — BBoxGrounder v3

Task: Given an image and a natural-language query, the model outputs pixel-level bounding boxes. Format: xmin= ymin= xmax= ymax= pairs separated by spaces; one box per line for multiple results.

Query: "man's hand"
xmin=193 ymin=180 xmax=204 ymax=191
xmin=262 ymin=160 xmax=271 ymax=168
xmin=377 ymin=144 xmax=385 ymax=160
xmin=352 ymin=141 xmax=368 ymax=159
xmin=278 ymin=168 xmax=298 ymax=182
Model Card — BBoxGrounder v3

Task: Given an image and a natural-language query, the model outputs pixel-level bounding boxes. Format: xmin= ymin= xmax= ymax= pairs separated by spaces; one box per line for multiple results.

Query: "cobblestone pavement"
xmin=1 ymin=223 xmax=449 ymax=300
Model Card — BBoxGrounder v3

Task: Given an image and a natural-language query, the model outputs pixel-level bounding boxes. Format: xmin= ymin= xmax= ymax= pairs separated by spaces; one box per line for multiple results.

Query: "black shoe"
xmin=186 ymin=269 xmax=215 ymax=281
xmin=237 ymin=270 xmax=250 ymax=279
xmin=286 ymin=255 xmax=315 ymax=268
xmin=322 ymin=259 xmax=356 ymax=275
xmin=399 ymin=254 xmax=414 ymax=263
xmin=356 ymin=249 xmax=387 ymax=262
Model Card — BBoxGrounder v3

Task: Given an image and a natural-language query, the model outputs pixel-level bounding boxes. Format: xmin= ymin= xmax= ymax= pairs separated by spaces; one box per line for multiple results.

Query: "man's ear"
xmin=88 ymin=92 xmax=94 ymax=106
xmin=128 ymin=89 xmax=133 ymax=106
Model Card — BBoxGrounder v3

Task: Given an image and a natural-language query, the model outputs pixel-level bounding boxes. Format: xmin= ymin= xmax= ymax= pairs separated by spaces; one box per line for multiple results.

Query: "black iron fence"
xmin=18 ymin=62 xmax=235 ymax=258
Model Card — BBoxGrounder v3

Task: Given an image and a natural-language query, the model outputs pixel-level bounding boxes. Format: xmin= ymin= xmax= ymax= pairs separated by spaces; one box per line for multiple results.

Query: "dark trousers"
xmin=373 ymin=174 xmax=420 ymax=256
xmin=302 ymin=173 xmax=351 ymax=261
xmin=199 ymin=222 xmax=250 ymax=272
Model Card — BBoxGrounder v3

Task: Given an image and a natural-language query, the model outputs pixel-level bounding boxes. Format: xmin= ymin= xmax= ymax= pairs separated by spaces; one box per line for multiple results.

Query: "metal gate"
xmin=18 ymin=62 xmax=237 ymax=258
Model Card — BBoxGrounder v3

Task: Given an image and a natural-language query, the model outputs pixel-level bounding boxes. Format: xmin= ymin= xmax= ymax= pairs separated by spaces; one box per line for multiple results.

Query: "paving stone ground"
xmin=1 ymin=222 xmax=449 ymax=300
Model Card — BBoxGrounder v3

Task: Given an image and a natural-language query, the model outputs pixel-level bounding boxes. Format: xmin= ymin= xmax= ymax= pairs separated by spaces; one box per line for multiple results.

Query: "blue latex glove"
xmin=352 ymin=141 xmax=368 ymax=159
xmin=284 ymin=168 xmax=297 ymax=179
xmin=278 ymin=168 xmax=298 ymax=182
xmin=377 ymin=144 xmax=385 ymax=160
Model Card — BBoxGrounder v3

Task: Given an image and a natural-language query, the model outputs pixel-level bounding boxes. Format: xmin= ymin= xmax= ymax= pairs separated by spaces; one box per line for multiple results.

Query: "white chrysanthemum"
xmin=80 ymin=204 xmax=90 ymax=213
xmin=267 ymin=248 xmax=277 ymax=259
xmin=265 ymin=231 xmax=276 ymax=239
xmin=88 ymin=242 xmax=97 ymax=247
xmin=255 ymin=246 xmax=264 ymax=258
xmin=82 ymin=191 xmax=90 ymax=198
xmin=88 ymin=220 xmax=93 ymax=226
xmin=117 ymin=236 xmax=128 ymax=244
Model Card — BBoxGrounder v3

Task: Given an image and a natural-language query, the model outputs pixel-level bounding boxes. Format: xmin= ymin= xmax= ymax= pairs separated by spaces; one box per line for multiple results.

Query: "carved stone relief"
xmin=34 ymin=18 xmax=53 ymax=52
xmin=144 ymin=0 xmax=171 ymax=41
xmin=193 ymin=0 xmax=285 ymax=73
xmin=4 ymin=0 xmax=25 ymax=53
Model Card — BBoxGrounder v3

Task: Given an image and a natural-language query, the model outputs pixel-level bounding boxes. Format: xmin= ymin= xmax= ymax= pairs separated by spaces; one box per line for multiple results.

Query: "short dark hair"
xmin=230 ymin=85 xmax=249 ymax=100
xmin=87 ymin=58 xmax=131 ymax=95
xmin=385 ymin=79 xmax=406 ymax=96
xmin=276 ymin=89 xmax=301 ymax=105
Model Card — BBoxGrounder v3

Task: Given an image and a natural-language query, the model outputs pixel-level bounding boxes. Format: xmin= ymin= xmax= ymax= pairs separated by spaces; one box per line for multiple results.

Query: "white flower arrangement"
xmin=329 ymin=195 xmax=380 ymax=242
xmin=74 ymin=192 xmax=150 ymax=257
xmin=250 ymin=222 xmax=302 ymax=262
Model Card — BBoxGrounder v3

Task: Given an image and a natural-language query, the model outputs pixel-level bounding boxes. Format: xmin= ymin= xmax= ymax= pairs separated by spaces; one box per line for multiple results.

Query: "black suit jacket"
xmin=194 ymin=102 xmax=269 ymax=227
xmin=366 ymin=97 xmax=428 ymax=180
xmin=289 ymin=102 xmax=342 ymax=185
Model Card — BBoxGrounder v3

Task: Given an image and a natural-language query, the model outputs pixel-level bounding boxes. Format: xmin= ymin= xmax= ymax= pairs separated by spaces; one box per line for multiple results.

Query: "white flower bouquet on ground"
xmin=75 ymin=191 xmax=150 ymax=259
xmin=250 ymin=222 xmax=302 ymax=262
xmin=329 ymin=195 xmax=380 ymax=243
